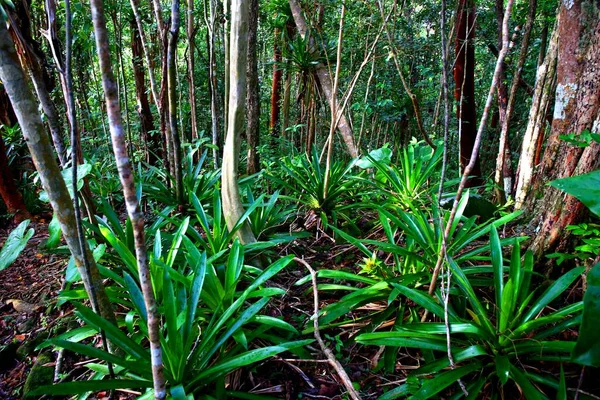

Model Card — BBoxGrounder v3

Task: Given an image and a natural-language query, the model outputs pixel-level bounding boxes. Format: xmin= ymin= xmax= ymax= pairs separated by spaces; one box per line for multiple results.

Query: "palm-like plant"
xmin=356 ymin=227 xmax=583 ymax=399
xmin=36 ymin=236 xmax=312 ymax=398
xmin=267 ymin=149 xmax=361 ymax=225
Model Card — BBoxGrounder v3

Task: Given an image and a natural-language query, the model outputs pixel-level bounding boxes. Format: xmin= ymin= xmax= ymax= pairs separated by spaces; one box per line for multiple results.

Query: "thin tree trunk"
xmin=223 ymin=0 xmax=230 ymax=139
xmin=187 ymin=0 xmax=198 ymax=143
xmin=270 ymin=27 xmax=282 ymax=137
xmin=222 ymin=0 xmax=256 ymax=244
xmin=288 ymin=0 xmax=358 ymax=158
xmin=281 ymin=67 xmax=292 ymax=137
xmin=454 ymin=0 xmax=481 ymax=187
xmin=130 ymin=0 xmax=160 ymax=108
xmin=0 ymin=20 xmax=115 ymax=326
xmin=0 ymin=130 xmax=30 ymax=223
xmin=245 ymin=0 xmax=260 ymax=174
xmin=205 ymin=0 xmax=220 ymax=168
xmin=168 ymin=0 xmax=184 ymax=207
xmin=131 ymin=18 xmax=158 ymax=164
xmin=7 ymin=5 xmax=67 ymax=166
xmin=494 ymin=0 xmax=537 ymax=203
xmin=87 ymin=0 xmax=166 ymax=395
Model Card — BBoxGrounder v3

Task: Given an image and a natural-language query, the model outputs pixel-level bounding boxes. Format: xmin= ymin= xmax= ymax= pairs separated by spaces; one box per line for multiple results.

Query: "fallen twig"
xmin=294 ymin=257 xmax=362 ymax=400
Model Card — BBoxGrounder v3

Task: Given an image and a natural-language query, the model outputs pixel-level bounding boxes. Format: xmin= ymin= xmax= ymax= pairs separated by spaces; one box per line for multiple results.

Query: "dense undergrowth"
xmin=2 ymin=140 xmax=599 ymax=399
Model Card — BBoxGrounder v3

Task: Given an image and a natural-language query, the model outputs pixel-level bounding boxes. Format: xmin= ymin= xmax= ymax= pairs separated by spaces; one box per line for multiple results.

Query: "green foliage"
xmin=547 ymin=223 xmax=600 ymax=265
xmin=0 ymin=219 xmax=34 ymax=271
xmin=267 ymin=149 xmax=361 ymax=225
xmin=549 ymin=169 xmax=600 ymax=218
xmin=572 ymin=262 xmax=600 ymax=367
xmin=362 ymin=141 xmax=442 ymax=210
xmin=356 ymin=229 xmax=583 ymax=399
xmin=39 ymin=240 xmax=312 ymax=397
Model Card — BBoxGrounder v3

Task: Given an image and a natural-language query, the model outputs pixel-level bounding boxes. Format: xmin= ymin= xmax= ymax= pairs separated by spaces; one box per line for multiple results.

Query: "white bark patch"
xmin=553 ymin=82 xmax=578 ymax=120
xmin=563 ymin=0 xmax=574 ymax=9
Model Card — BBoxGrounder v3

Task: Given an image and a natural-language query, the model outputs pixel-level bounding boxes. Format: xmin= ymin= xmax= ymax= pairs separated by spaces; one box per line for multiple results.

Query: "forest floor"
xmin=1 ymin=218 xmax=599 ymax=399
xmin=0 ymin=219 xmax=66 ymax=399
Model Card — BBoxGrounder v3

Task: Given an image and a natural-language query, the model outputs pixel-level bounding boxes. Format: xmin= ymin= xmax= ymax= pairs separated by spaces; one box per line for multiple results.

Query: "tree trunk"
xmin=288 ymin=0 xmax=358 ymax=158
xmin=88 ymin=0 xmax=166 ymax=395
xmin=8 ymin=2 xmax=67 ymax=166
xmin=206 ymin=0 xmax=221 ymax=168
xmin=187 ymin=0 xmax=198 ymax=143
xmin=222 ymin=0 xmax=256 ymax=244
xmin=454 ymin=0 xmax=481 ymax=186
xmin=525 ymin=0 xmax=600 ymax=260
xmin=270 ymin=27 xmax=282 ymax=137
xmin=494 ymin=0 xmax=537 ymax=203
xmin=0 ymin=128 xmax=30 ymax=223
xmin=131 ymin=18 xmax=158 ymax=164
xmin=0 ymin=20 xmax=115 ymax=326
xmin=245 ymin=0 xmax=260 ymax=174
xmin=514 ymin=23 xmax=559 ymax=208
xmin=168 ymin=0 xmax=184 ymax=208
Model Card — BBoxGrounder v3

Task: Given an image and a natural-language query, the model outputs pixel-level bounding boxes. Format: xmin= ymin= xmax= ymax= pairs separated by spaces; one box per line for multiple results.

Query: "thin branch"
xmin=294 ymin=258 xmax=362 ymax=400
xmin=425 ymin=0 xmax=515 ymax=304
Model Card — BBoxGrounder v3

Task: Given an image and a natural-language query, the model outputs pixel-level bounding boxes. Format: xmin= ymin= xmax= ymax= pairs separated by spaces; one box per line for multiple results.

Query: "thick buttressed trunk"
xmin=246 ymin=0 xmax=260 ymax=174
xmin=526 ymin=0 xmax=600 ymax=260
xmin=270 ymin=27 xmax=282 ymax=137
xmin=454 ymin=0 xmax=481 ymax=186
xmin=288 ymin=0 xmax=358 ymax=158
xmin=131 ymin=19 xmax=158 ymax=164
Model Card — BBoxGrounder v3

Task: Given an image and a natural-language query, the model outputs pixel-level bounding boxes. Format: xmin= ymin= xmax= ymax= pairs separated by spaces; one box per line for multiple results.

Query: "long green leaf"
xmin=522 ymin=267 xmax=584 ymax=323
xmin=26 ymin=379 xmax=152 ymax=397
xmin=0 ymin=219 xmax=34 ymax=271
xmin=572 ymin=261 xmax=600 ymax=366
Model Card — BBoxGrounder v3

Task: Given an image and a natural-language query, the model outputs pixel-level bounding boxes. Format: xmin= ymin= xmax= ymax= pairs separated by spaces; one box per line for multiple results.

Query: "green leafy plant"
xmin=550 ymin=167 xmax=600 ymax=368
xmin=0 ymin=219 xmax=34 ymax=271
xmin=356 ymin=227 xmax=583 ymax=399
xmin=267 ymin=149 xmax=361 ymax=226
xmin=361 ymin=140 xmax=443 ymax=210
xmin=35 ymin=239 xmax=312 ymax=398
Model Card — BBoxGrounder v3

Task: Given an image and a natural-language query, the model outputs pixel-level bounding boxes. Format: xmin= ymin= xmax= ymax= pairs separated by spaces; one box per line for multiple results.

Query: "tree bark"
xmin=168 ymin=0 xmax=184 ymax=207
xmin=187 ymin=0 xmax=198 ymax=143
xmin=222 ymin=0 xmax=257 ymax=244
xmin=131 ymin=18 xmax=158 ymax=164
xmin=494 ymin=0 xmax=537 ymax=203
xmin=8 ymin=3 xmax=67 ymax=166
xmin=206 ymin=0 xmax=221 ymax=168
xmin=0 ymin=20 xmax=115 ymax=325
xmin=270 ymin=27 xmax=282 ymax=137
xmin=288 ymin=0 xmax=358 ymax=158
xmin=245 ymin=0 xmax=260 ymax=174
xmin=525 ymin=0 xmax=600 ymax=260
xmin=454 ymin=0 xmax=481 ymax=186
xmin=514 ymin=23 xmax=559 ymax=208
xmin=88 ymin=0 xmax=166 ymax=395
